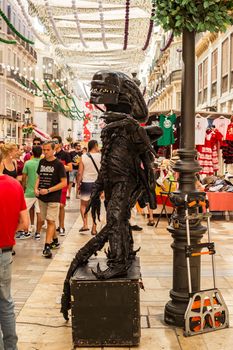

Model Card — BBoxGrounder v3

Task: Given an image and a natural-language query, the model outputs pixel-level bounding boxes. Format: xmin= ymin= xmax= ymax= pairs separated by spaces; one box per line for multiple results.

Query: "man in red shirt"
xmin=0 ymin=150 xmax=29 ymax=350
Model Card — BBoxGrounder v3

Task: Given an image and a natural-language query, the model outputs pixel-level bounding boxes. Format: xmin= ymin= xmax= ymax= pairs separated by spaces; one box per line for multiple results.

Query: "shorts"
xmin=60 ymin=186 xmax=68 ymax=205
xmin=25 ymin=197 xmax=40 ymax=213
xmin=38 ymin=200 xmax=60 ymax=222
xmin=80 ymin=182 xmax=95 ymax=201
xmin=69 ymin=170 xmax=78 ymax=183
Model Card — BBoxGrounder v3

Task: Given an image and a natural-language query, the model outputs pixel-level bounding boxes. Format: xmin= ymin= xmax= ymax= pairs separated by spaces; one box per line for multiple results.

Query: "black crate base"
xmin=70 ymin=257 xmax=141 ymax=347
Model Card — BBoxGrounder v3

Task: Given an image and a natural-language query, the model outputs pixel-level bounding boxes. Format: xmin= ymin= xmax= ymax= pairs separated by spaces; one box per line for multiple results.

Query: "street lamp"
xmin=67 ymin=128 xmax=73 ymax=144
xmin=23 ymin=108 xmax=32 ymax=142
xmin=24 ymin=107 xmax=31 ymax=125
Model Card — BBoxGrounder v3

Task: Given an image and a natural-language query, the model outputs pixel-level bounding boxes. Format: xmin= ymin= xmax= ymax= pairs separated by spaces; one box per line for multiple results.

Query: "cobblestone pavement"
xmin=11 ymin=196 xmax=233 ymax=349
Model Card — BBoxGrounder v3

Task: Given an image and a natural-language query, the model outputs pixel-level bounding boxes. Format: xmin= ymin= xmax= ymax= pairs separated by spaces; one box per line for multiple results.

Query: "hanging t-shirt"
xmin=195 ymin=116 xmax=208 ymax=145
xmin=157 ymin=114 xmax=176 ymax=146
xmin=213 ymin=117 xmax=230 ymax=139
xmin=225 ymin=123 xmax=233 ymax=141
xmin=37 ymin=158 xmax=66 ymax=203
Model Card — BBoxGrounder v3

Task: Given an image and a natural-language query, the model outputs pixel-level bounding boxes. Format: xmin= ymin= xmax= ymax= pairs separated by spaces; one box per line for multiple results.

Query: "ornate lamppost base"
xmin=165 ymin=300 xmax=188 ymax=327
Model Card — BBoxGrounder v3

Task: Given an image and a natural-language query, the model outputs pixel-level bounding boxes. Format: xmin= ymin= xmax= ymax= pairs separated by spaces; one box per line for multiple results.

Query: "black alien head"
xmin=90 ymin=71 xmax=120 ymax=105
xmin=90 ymin=70 xmax=148 ymax=123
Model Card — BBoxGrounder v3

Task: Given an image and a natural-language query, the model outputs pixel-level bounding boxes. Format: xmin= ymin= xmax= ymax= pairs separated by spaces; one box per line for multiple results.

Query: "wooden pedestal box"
xmin=70 ymin=257 xmax=141 ymax=347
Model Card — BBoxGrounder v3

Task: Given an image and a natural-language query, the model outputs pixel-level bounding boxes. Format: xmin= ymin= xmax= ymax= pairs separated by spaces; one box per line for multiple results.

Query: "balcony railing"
xmin=7 ymin=29 xmax=37 ymax=60
xmin=165 ymin=69 xmax=182 ymax=86
xmin=7 ymin=70 xmax=37 ymax=92
xmin=43 ymin=73 xmax=53 ymax=81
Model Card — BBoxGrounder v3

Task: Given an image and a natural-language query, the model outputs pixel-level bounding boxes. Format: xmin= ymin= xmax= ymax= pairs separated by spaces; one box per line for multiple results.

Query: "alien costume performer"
xmin=61 ymin=71 xmax=162 ymax=320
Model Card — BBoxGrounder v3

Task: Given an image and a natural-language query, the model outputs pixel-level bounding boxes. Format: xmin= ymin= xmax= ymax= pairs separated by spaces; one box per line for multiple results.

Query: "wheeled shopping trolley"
xmin=184 ymin=195 xmax=229 ymax=336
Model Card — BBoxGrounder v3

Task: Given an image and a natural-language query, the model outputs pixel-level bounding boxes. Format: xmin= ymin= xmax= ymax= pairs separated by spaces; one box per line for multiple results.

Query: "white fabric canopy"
xmin=28 ymin=0 xmax=152 ymax=80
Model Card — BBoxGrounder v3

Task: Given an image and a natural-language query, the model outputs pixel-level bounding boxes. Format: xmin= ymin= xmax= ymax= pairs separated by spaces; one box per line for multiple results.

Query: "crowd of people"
xmin=0 ymin=137 xmax=100 ymax=258
xmin=0 ymin=135 xmax=103 ymax=349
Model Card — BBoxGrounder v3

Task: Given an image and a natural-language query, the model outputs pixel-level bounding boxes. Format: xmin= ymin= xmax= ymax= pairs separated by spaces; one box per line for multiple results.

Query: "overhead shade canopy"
xmin=28 ymin=0 xmax=153 ymax=81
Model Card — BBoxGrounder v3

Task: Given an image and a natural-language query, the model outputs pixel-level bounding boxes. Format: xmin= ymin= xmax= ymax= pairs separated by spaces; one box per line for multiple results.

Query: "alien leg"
xmin=93 ymin=181 xmax=137 ymax=279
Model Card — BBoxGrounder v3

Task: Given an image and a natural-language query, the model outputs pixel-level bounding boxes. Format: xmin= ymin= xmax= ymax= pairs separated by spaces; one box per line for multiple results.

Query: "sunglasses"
xmin=33 ymin=142 xmax=41 ymax=145
xmin=52 ymin=140 xmax=59 ymax=144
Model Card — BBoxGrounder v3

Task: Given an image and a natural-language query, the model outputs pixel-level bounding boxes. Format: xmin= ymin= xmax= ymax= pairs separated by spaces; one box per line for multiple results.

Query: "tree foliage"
xmin=152 ymin=0 xmax=233 ymax=34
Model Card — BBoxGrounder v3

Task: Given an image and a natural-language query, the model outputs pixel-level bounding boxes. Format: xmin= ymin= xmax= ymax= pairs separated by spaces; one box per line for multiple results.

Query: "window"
xmin=7 ymin=48 xmax=11 ymax=65
xmin=17 ymin=95 xmax=21 ymax=112
xmin=198 ymin=63 xmax=203 ymax=105
xmin=7 ymin=123 xmax=11 ymax=137
xmin=221 ymin=38 xmax=229 ymax=94
xmin=203 ymin=58 xmax=208 ymax=102
xmin=17 ymin=57 xmax=21 ymax=71
xmin=12 ymin=11 xmax=16 ymax=27
xmin=12 ymin=124 xmax=16 ymax=138
xmin=221 ymin=102 xmax=227 ymax=113
xmin=12 ymin=93 xmax=16 ymax=110
xmin=6 ymin=91 xmax=11 ymax=109
xmin=0 ymin=50 xmax=3 ymax=74
xmin=176 ymin=92 xmax=181 ymax=110
xmin=23 ymin=98 xmax=26 ymax=111
xmin=13 ymin=52 xmax=16 ymax=69
xmin=7 ymin=4 xmax=11 ymax=20
xmin=211 ymin=49 xmax=218 ymax=97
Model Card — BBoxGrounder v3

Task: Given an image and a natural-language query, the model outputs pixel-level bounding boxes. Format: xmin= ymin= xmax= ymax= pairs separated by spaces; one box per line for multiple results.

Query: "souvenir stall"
xmin=140 ymin=111 xmax=233 ymax=221
xmin=136 ymin=111 xmax=180 ymax=219
xmin=195 ymin=114 xmax=233 ymax=216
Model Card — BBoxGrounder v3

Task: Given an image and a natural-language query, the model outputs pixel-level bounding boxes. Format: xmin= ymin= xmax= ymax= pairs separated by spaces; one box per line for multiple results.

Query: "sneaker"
xmin=34 ymin=232 xmax=40 ymax=240
xmin=16 ymin=231 xmax=24 ymax=238
xmin=42 ymin=247 xmax=52 ymax=258
xmin=59 ymin=228 xmax=65 ymax=236
xmin=50 ymin=241 xmax=60 ymax=249
xmin=19 ymin=232 xmax=31 ymax=239
xmin=56 ymin=227 xmax=60 ymax=232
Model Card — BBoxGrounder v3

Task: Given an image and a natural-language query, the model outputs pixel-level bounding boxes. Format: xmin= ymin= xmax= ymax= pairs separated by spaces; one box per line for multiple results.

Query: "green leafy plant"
xmin=152 ymin=0 xmax=233 ymax=34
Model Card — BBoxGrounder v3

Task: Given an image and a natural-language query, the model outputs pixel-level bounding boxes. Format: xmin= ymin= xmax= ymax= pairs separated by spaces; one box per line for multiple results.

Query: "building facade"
xmin=196 ymin=27 xmax=233 ymax=114
xmin=0 ymin=0 xmax=37 ymax=143
xmin=147 ymin=26 xmax=233 ymax=116
xmin=147 ymin=31 xmax=182 ymax=113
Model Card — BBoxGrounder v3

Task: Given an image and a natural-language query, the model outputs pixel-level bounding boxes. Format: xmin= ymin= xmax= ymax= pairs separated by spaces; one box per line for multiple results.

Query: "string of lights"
xmin=71 ymin=0 xmax=88 ymax=49
xmin=98 ymin=0 xmax=108 ymax=50
xmin=44 ymin=0 xmax=67 ymax=47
